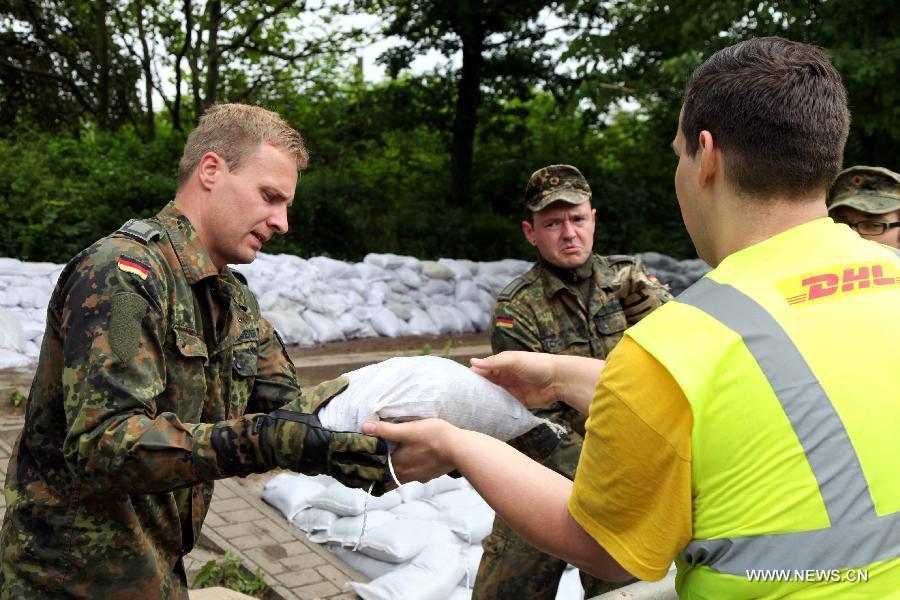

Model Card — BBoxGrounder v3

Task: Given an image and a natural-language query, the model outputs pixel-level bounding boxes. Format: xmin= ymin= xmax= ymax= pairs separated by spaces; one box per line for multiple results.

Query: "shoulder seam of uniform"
xmin=116 ymin=218 xmax=162 ymax=245
xmin=497 ymin=274 xmax=532 ymax=301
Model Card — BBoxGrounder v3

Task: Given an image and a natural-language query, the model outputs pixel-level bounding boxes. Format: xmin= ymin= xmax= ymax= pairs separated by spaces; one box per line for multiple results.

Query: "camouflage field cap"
xmin=524 ymin=164 xmax=591 ymax=212
xmin=827 ymin=166 xmax=900 ymax=215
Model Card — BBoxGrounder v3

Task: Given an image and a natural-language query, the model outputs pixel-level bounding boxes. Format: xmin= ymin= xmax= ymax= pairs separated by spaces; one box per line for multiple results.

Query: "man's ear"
xmin=697 ymin=130 xmax=718 ymax=188
xmin=196 ymin=151 xmax=225 ymax=191
xmin=522 ymin=220 xmax=537 ymax=246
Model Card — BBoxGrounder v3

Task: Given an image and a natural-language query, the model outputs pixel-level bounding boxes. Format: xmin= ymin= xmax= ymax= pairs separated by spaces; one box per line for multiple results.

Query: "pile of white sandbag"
xmin=263 ymin=473 xmax=585 ymax=600
xmin=0 ymin=258 xmax=62 ymax=369
xmin=235 ymin=253 xmax=532 ymax=345
xmin=0 ymin=251 xmax=712 ymax=368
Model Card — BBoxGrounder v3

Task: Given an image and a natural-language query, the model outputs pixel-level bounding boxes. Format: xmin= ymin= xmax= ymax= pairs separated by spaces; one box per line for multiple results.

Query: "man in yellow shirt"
xmin=364 ymin=36 xmax=900 ymax=598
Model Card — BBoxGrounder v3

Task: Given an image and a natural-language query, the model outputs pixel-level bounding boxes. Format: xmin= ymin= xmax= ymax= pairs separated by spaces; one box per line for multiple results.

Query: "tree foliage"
xmin=1 ymin=0 xmax=897 ymax=266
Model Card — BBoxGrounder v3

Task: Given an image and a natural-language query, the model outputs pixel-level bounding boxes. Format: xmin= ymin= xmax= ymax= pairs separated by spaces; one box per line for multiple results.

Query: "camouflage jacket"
xmin=0 ymin=202 xmax=334 ymax=598
xmin=490 ymin=254 xmax=671 ymax=436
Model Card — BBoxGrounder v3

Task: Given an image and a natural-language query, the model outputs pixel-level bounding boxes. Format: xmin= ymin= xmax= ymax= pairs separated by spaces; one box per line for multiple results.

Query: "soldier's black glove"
xmin=255 ymin=408 xmax=390 ymax=494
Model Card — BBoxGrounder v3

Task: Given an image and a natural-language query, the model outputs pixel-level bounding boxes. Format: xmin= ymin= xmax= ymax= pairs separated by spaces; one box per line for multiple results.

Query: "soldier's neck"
xmin=539 ymin=255 xmax=594 ymax=283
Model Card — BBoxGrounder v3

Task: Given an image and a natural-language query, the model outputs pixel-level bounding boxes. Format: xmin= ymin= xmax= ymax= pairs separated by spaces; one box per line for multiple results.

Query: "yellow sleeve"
xmin=568 ymin=336 xmax=693 ymax=581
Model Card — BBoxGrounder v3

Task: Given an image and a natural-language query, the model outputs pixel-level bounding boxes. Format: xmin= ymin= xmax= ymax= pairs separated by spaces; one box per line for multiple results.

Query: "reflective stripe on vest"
xmin=677 ymin=277 xmax=900 ymax=574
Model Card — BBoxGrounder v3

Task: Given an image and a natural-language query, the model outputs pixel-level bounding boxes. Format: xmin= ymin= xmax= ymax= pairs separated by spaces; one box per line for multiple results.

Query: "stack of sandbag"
xmin=233 ymin=252 xmax=532 ymax=345
xmin=0 ymin=258 xmax=62 ymax=368
xmin=263 ymin=473 xmax=585 ymax=600
xmin=637 ymin=252 xmax=712 ymax=296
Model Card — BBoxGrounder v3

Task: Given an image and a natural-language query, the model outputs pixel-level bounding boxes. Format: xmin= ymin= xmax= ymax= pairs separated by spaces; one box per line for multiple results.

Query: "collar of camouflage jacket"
xmin=156 ymin=201 xmax=221 ymax=285
xmin=538 ymin=254 xmax=596 ymax=296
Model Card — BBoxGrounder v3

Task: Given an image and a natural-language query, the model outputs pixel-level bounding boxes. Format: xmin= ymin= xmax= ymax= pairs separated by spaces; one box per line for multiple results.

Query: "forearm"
xmin=447 ymin=428 xmax=631 ymax=580
xmin=550 ymin=355 xmax=604 ymax=414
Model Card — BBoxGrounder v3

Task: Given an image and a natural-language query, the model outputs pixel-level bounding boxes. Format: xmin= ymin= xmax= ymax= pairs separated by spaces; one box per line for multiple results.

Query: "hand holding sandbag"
xmin=257 ymin=408 xmax=389 ymax=493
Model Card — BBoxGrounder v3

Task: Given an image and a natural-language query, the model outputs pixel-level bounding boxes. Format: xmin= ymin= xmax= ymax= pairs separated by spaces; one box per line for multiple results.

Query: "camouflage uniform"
xmin=828 ymin=165 xmax=900 ymax=216
xmin=474 ymin=164 xmax=672 ymax=599
xmin=0 ymin=202 xmax=384 ymax=599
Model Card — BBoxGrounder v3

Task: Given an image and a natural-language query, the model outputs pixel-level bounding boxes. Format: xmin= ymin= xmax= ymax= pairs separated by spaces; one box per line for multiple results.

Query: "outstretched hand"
xmin=469 ymin=351 xmax=560 ymax=409
xmin=362 ymin=419 xmax=460 ymax=487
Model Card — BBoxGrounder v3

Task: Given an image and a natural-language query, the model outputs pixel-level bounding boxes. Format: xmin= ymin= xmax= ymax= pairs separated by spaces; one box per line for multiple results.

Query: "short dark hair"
xmin=682 ymin=37 xmax=849 ymax=199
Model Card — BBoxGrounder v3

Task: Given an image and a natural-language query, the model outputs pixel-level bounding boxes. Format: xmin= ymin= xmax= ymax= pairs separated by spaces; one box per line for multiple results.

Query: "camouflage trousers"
xmin=472 ymin=435 xmax=633 ymax=599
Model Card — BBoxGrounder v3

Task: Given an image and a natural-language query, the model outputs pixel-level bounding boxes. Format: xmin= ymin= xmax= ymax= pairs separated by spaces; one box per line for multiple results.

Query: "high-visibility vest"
xmin=626 ymin=219 xmax=900 ymax=598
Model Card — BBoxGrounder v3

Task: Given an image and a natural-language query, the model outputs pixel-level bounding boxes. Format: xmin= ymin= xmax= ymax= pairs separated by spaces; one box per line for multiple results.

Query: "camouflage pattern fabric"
xmin=524 ymin=164 xmax=592 ymax=212
xmin=473 ymin=254 xmax=671 ymax=600
xmin=0 ymin=202 xmax=385 ymax=599
xmin=827 ymin=165 xmax=900 ymax=215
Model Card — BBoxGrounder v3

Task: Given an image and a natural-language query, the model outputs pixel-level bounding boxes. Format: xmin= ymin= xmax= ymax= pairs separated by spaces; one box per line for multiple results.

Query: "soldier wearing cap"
xmin=472 ymin=164 xmax=672 ymax=599
xmin=828 ymin=165 xmax=900 ymax=248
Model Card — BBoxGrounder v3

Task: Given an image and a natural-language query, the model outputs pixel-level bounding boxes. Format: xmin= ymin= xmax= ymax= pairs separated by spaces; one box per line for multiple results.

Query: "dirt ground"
xmin=0 ymin=333 xmax=490 ymax=419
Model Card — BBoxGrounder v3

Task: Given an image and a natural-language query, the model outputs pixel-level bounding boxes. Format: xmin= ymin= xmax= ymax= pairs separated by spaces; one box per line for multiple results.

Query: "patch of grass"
xmin=9 ymin=389 xmax=25 ymax=407
xmin=420 ymin=343 xmax=431 ymax=355
xmin=441 ymin=339 xmax=454 ymax=358
xmin=190 ymin=550 xmax=271 ymax=598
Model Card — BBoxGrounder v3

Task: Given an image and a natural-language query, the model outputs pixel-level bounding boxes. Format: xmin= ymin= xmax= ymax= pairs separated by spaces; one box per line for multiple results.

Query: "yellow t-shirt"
xmin=568 ymin=335 xmax=693 ymax=581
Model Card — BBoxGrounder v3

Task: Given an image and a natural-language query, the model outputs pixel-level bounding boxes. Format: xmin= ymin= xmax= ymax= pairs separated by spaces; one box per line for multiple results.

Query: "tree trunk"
xmin=449 ymin=36 xmax=485 ymax=209
xmin=204 ymin=0 xmax=221 ymax=108
xmin=135 ymin=1 xmax=155 ymax=141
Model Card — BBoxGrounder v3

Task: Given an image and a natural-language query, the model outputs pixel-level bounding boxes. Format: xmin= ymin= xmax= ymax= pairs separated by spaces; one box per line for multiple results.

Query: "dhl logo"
xmin=778 ymin=262 xmax=898 ymax=307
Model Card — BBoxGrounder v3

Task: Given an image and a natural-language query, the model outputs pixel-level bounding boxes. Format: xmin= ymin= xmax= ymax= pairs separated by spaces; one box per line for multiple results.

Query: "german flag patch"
xmin=117 ymin=256 xmax=150 ymax=280
xmin=495 ymin=316 xmax=514 ymax=329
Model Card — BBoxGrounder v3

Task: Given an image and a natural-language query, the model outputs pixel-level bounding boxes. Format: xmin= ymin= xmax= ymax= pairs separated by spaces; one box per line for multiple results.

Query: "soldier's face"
xmin=830 ymin=206 xmax=900 ymax=249
xmin=522 ymin=201 xmax=596 ymax=268
xmin=205 ymin=143 xmax=297 ymax=267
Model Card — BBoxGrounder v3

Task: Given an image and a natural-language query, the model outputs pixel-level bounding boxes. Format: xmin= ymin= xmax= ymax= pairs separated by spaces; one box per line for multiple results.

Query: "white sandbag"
xmin=354 ymin=262 xmax=390 ymax=282
xmin=425 ymin=305 xmax=456 ymax=334
xmin=407 ymin=308 xmax=439 ymax=336
xmin=17 ymin=286 xmax=51 ymax=309
xmin=290 ymin=507 xmax=338 ymax=534
xmin=555 ymin=565 xmax=585 ymax=600
xmin=339 ymin=312 xmax=377 ymax=339
xmin=262 ymin=473 xmax=328 ymax=520
xmin=317 ymin=356 xmax=550 ymax=442
xmin=305 ymin=292 xmax=350 ymax=318
xmin=349 ymin=542 xmax=467 ymax=600
xmin=329 ymin=545 xmax=406 ymax=580
xmin=448 ymin=586 xmax=473 ymax=600
xmin=316 ymin=510 xmax=396 ymax=546
xmin=422 ymin=279 xmax=454 ymax=296
xmin=256 ymin=288 xmax=281 ymax=311
xmin=427 ymin=293 xmax=452 ymax=306
xmin=461 ymin=545 xmax=484 ymax=589
xmin=387 ymin=280 xmax=411 ymax=295
xmin=0 ymin=349 xmax=31 ymax=369
xmin=263 ymin=309 xmax=316 ymax=346
xmin=364 ymin=253 xmax=407 ymax=270
xmin=426 ymin=487 xmax=487 ymax=512
xmin=303 ymin=310 xmax=345 ymax=343
xmin=0 ymin=308 xmax=27 ymax=352
xmin=438 ymin=258 xmax=476 ymax=280
xmin=332 ymin=277 xmax=367 ymax=297
xmin=457 ymin=301 xmax=487 ymax=331
xmin=0 ymin=289 xmax=19 ymax=307
xmin=0 ymin=258 xmax=61 ymax=276
xmin=385 ymin=302 xmax=411 ymax=322
xmin=420 ymin=261 xmax=455 ymax=280
xmin=366 ymin=281 xmax=391 ymax=306
xmin=368 ymin=307 xmax=410 ymax=337
xmin=309 ymin=256 xmax=354 ymax=280
xmin=442 ymin=501 xmax=494 ymax=545
xmin=423 ymin=475 xmax=465 ymax=497
xmin=453 ymin=280 xmax=482 ymax=303
xmin=307 ymin=482 xmax=403 ymax=517
xmin=394 ymin=267 xmax=422 ymax=289
xmin=24 ymin=340 xmax=39 ymax=357
xmin=355 ymin=518 xmax=443 ymax=563
xmin=396 ymin=481 xmax=427 ymax=503
xmin=443 ymin=305 xmax=474 ymax=333
xmin=391 ymin=500 xmax=442 ymax=520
